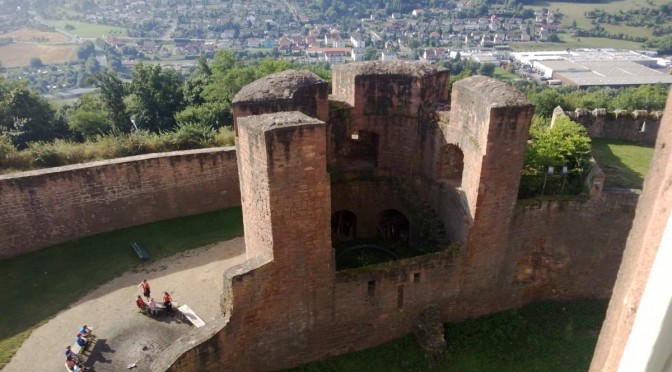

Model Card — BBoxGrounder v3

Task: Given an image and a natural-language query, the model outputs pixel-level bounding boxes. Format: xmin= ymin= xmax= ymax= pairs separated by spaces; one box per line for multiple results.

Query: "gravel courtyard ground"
xmin=4 ymin=238 xmax=246 ymax=372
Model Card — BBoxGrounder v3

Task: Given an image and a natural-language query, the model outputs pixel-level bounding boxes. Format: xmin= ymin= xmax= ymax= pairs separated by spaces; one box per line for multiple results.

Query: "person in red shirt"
xmin=163 ymin=292 xmax=174 ymax=316
xmin=138 ymin=279 xmax=151 ymax=302
xmin=135 ymin=295 xmax=148 ymax=314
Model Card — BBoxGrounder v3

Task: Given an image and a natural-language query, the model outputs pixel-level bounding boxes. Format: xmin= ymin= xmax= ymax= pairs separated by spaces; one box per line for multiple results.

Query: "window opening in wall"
xmin=397 ymin=285 xmax=404 ymax=309
xmin=638 ymin=121 xmax=646 ymax=133
xmin=331 ymin=210 xmax=357 ymax=242
xmin=413 ymin=272 xmax=421 ymax=283
xmin=437 ymin=143 xmax=464 ymax=186
xmin=342 ymin=130 xmax=379 ymax=170
xmin=378 ymin=209 xmax=410 ymax=243
xmin=368 ymin=280 xmax=376 ymax=297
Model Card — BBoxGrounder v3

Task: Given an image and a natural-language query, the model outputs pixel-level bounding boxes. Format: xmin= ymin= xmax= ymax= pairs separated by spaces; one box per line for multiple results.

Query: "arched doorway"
xmin=377 ymin=209 xmax=410 ymax=243
xmin=331 ymin=210 xmax=357 ymax=241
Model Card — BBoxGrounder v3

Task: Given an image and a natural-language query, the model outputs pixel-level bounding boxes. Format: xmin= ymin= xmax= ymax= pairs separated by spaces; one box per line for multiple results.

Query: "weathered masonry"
xmin=148 ymin=62 xmax=638 ymax=371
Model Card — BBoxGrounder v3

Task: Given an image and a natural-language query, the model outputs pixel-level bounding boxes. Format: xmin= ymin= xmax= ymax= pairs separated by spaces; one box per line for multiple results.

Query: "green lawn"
xmin=527 ymin=0 xmax=670 ymax=31
xmin=0 ymin=207 xmax=243 ymax=369
xmin=511 ymin=35 xmax=643 ymax=52
xmin=591 ymin=138 xmax=654 ymax=189
xmin=287 ymin=300 xmax=607 ymax=372
xmin=494 ymin=66 xmax=518 ymax=83
xmin=44 ymin=20 xmax=128 ymax=38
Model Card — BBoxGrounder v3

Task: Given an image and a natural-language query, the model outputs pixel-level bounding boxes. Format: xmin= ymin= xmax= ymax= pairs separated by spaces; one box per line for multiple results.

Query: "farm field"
xmin=0 ymin=28 xmax=70 ymax=42
xmin=0 ymin=43 xmax=79 ymax=67
xmin=44 ymin=19 xmax=128 ymax=38
xmin=527 ymin=0 xmax=672 ymax=37
xmin=511 ymin=34 xmax=643 ymax=51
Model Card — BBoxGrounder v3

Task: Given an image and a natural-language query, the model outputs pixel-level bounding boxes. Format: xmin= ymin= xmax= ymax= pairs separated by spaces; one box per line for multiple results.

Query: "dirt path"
xmin=4 ymin=238 xmax=246 ymax=372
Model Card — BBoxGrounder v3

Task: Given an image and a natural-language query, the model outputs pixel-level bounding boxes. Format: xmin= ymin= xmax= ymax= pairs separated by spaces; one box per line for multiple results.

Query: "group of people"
xmin=64 ymin=325 xmax=93 ymax=371
xmin=135 ymin=279 xmax=174 ymax=316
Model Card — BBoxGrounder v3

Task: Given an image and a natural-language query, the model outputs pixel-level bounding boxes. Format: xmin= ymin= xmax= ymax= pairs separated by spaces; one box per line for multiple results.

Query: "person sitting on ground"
xmin=136 ymin=295 xmax=148 ymax=314
xmin=75 ymin=333 xmax=87 ymax=348
xmin=65 ymin=355 xmax=87 ymax=371
xmin=163 ymin=291 xmax=174 ymax=316
xmin=149 ymin=297 xmax=158 ymax=316
xmin=79 ymin=325 xmax=93 ymax=338
xmin=64 ymin=345 xmax=78 ymax=361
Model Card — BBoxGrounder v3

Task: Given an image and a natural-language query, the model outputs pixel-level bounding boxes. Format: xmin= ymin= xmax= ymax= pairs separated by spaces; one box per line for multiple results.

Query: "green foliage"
xmin=214 ymin=126 xmax=236 ymax=146
xmin=88 ymin=70 xmax=129 ymax=131
xmin=514 ymin=83 xmax=668 ymax=115
xmin=608 ymin=85 xmax=669 ymax=112
xmin=29 ymin=57 xmax=43 ymax=68
xmin=127 ymin=63 xmax=185 ymax=133
xmin=0 ymin=78 xmax=67 ymax=148
xmin=67 ymin=93 xmax=111 ymax=138
xmin=519 ymin=116 xmax=592 ymax=199
xmin=170 ymin=121 xmax=216 ymax=150
xmin=528 ymin=89 xmax=567 ymax=117
xmin=0 ymin=134 xmax=17 ymax=166
xmin=77 ymin=40 xmax=96 ymax=60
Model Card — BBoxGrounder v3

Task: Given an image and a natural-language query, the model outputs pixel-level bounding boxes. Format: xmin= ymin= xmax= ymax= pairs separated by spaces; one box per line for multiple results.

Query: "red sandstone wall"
xmin=0 ymin=148 xmax=241 ymax=258
xmin=152 ymin=71 xmax=637 ymax=372
xmin=590 ymin=92 xmax=672 ymax=371
xmin=568 ymin=109 xmax=661 ymax=146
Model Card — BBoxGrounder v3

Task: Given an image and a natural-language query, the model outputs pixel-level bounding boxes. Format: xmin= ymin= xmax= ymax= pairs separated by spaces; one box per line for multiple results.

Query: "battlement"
xmin=232 ymin=70 xmax=329 ymax=132
xmin=556 ymin=106 xmax=664 ymax=145
xmin=331 ymin=61 xmax=450 ymax=116
xmin=566 ymin=107 xmax=664 ymax=120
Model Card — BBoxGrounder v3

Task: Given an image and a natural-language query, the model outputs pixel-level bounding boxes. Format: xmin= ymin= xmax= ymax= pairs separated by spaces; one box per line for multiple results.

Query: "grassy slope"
xmin=511 ymin=34 xmax=642 ymax=51
xmin=44 ymin=20 xmax=128 ymax=38
xmin=0 ymin=207 xmax=243 ymax=368
xmin=591 ymin=138 xmax=654 ymax=189
xmin=528 ymin=0 xmax=670 ymax=27
xmin=494 ymin=66 xmax=519 ymax=82
xmin=287 ymin=300 xmax=607 ymax=372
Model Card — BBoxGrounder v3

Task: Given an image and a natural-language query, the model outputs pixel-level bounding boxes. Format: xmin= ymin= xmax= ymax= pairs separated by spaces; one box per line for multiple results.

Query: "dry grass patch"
xmin=0 ymin=43 xmax=78 ymax=67
xmin=1 ymin=28 xmax=70 ymax=42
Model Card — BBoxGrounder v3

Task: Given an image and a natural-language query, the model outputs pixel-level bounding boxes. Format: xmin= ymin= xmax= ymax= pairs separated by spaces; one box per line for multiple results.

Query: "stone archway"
xmin=331 ymin=210 xmax=357 ymax=241
xmin=377 ymin=209 xmax=410 ymax=243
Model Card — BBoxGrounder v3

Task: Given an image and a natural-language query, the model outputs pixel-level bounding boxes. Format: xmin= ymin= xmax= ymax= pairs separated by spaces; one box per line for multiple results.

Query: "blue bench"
xmin=131 ymin=241 xmax=149 ymax=261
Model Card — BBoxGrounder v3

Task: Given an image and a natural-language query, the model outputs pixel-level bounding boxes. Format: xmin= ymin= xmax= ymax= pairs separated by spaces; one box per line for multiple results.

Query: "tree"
xmin=0 ymin=77 xmax=64 ymax=148
xmin=30 ymin=57 xmax=44 ymax=68
xmin=88 ymin=70 xmax=129 ymax=132
xmin=67 ymin=93 xmax=111 ymax=138
xmin=127 ymin=63 xmax=185 ymax=132
xmin=477 ymin=63 xmax=496 ymax=77
xmin=528 ymin=89 xmax=567 ymax=117
xmin=519 ymin=116 xmax=592 ymax=198
xmin=364 ymin=46 xmax=377 ymax=61
xmin=77 ymin=40 xmax=96 ymax=60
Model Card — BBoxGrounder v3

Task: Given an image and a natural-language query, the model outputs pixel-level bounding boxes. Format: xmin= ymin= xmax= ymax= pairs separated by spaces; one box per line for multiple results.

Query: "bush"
xmin=170 ymin=122 xmax=215 ymax=150
xmin=214 ymin=126 xmax=236 ymax=146
xmin=519 ymin=116 xmax=592 ymax=199
xmin=27 ymin=141 xmax=67 ymax=168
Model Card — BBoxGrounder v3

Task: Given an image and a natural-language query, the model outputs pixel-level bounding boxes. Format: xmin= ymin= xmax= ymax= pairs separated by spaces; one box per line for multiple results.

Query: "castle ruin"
xmin=141 ymin=61 xmax=637 ymax=371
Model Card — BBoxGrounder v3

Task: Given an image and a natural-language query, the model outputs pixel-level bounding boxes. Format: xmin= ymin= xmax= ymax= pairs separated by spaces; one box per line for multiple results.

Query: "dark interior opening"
xmin=438 ymin=143 xmax=464 ymax=185
xmin=331 ymin=210 xmax=357 ymax=241
xmin=342 ymin=130 xmax=379 ymax=170
xmin=377 ymin=209 xmax=410 ymax=243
